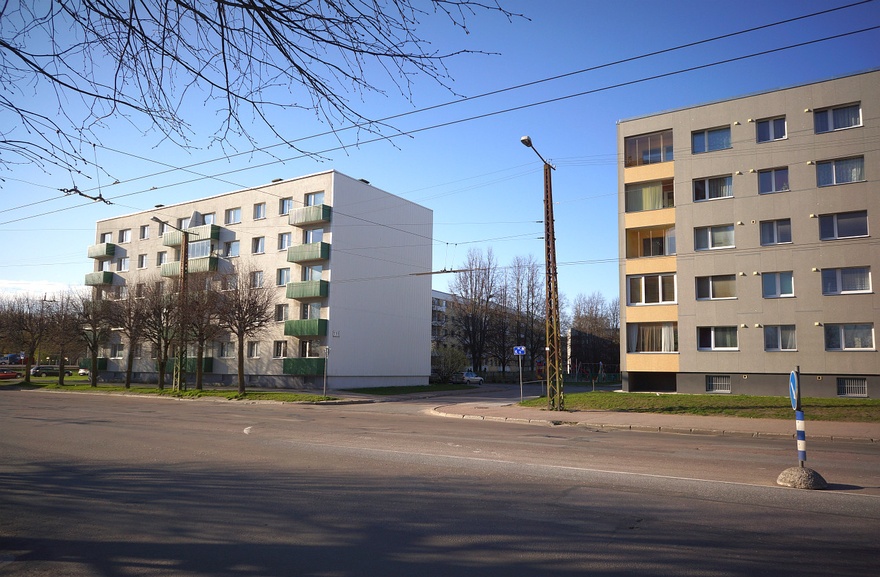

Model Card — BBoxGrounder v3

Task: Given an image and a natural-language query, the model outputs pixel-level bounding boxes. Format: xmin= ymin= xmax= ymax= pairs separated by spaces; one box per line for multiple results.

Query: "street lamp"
xmin=151 ymin=216 xmax=197 ymax=391
xmin=521 ymin=136 xmax=564 ymax=411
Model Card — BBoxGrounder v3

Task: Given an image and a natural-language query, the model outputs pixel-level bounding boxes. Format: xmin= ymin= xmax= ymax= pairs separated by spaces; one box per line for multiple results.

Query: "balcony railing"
xmin=289 ymin=204 xmax=331 ymax=226
xmin=160 ymin=256 xmax=219 ymax=277
xmin=87 ymin=243 xmax=117 ymax=259
xmin=286 ymin=280 xmax=329 ymax=299
xmin=283 ymin=357 xmax=325 ymax=376
xmin=284 ymin=319 xmax=328 ymax=337
xmin=161 ymin=224 xmax=221 ymax=246
xmin=287 ymin=242 xmax=330 ymax=263
xmin=84 ymin=271 xmax=114 ymax=286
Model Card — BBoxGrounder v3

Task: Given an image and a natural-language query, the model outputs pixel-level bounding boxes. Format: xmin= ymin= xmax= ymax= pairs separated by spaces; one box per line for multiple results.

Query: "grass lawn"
xmin=521 ymin=391 xmax=880 ymax=422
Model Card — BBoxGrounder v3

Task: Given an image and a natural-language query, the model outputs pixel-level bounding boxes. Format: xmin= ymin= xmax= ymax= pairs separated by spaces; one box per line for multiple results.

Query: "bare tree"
xmin=215 ymin=269 xmax=274 ymax=395
xmin=0 ymin=294 xmax=54 ymax=384
xmin=186 ymin=273 xmax=226 ymax=390
xmin=508 ymin=255 xmax=544 ymax=371
xmin=75 ymin=290 xmax=112 ymax=387
xmin=449 ymin=248 xmax=499 ymax=372
xmin=107 ymin=286 xmax=147 ymax=389
xmin=0 ymin=1 xmax=519 ymax=177
xmin=485 ymin=280 xmax=515 ymax=377
xmin=141 ymin=280 xmax=177 ymax=390
xmin=44 ymin=291 xmax=84 ymax=386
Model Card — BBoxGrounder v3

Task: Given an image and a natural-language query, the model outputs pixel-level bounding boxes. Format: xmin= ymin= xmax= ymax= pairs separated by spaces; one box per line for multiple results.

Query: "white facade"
xmin=86 ymin=170 xmax=433 ymax=389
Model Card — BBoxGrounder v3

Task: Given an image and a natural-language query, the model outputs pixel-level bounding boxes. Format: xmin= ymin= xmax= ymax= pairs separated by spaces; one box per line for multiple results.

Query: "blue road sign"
xmin=789 ymin=371 xmax=799 ymax=410
xmin=514 ymin=346 xmax=526 ymax=356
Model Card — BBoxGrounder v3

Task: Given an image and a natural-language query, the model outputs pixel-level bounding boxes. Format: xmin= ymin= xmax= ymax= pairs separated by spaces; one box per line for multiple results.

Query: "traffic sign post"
xmin=776 ymin=366 xmax=827 ymax=489
xmin=514 ymin=346 xmax=525 ymax=402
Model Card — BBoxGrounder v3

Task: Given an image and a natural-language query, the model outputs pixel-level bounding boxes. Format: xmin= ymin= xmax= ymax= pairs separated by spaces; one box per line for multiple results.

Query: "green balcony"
xmin=283 ymin=357 xmax=325 ymax=376
xmin=286 ymin=280 xmax=329 ymax=299
xmin=287 ymin=242 xmax=330 ymax=263
xmin=85 ymin=271 xmax=114 ymax=286
xmin=161 ymin=224 xmax=221 ymax=247
xmin=284 ymin=319 xmax=328 ymax=337
xmin=160 ymin=256 xmax=219 ymax=277
xmin=289 ymin=204 xmax=331 ymax=226
xmin=87 ymin=243 xmax=117 ymax=259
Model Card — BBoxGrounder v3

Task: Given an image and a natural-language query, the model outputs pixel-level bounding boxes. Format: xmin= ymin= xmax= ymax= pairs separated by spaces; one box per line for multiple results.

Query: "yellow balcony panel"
xmin=289 ymin=204 xmax=331 ymax=226
xmin=626 ymin=353 xmax=679 ymax=373
xmin=625 ymin=304 xmax=678 ymax=323
xmin=85 ymin=271 xmax=114 ymax=286
xmin=286 ymin=280 xmax=329 ymax=299
xmin=87 ymin=243 xmax=117 ymax=259
xmin=284 ymin=319 xmax=328 ymax=337
xmin=624 ymin=207 xmax=675 ymax=230
xmin=288 ymin=242 xmax=330 ymax=263
xmin=625 ymin=256 xmax=677 ymax=276
xmin=624 ymin=162 xmax=674 ymax=184
xmin=283 ymin=357 xmax=325 ymax=376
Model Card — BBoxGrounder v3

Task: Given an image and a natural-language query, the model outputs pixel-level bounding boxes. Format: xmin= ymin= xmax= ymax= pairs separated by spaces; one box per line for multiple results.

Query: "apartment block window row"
xmin=627 ymin=273 xmax=676 ymax=305
xmin=693 ymin=323 xmax=873 ymax=353
xmin=692 ymin=126 xmax=731 ymax=154
xmin=626 ymin=322 xmax=678 ymax=353
xmin=623 ymin=129 xmax=673 ymax=167
xmin=814 ymin=103 xmax=861 ymax=133
xmin=624 ymin=179 xmax=674 ymax=213
xmin=693 ymin=175 xmax=732 ymax=202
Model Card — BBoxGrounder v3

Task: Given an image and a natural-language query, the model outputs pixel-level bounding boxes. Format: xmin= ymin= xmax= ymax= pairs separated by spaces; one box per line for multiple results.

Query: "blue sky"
xmin=2 ymin=0 xmax=879 ymax=307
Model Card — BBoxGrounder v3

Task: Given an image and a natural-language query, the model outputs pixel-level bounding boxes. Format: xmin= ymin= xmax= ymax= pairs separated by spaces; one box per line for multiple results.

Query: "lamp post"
xmin=520 ymin=136 xmax=564 ymax=411
xmin=151 ymin=216 xmax=196 ymax=391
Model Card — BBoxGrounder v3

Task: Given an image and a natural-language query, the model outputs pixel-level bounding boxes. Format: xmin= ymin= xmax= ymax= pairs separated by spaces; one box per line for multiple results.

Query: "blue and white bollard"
xmin=795 ymin=410 xmax=806 ymax=467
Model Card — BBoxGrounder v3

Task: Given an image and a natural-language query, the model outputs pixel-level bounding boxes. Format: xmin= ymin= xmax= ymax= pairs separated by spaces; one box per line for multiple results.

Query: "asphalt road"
xmin=1 ymin=387 xmax=878 ymax=576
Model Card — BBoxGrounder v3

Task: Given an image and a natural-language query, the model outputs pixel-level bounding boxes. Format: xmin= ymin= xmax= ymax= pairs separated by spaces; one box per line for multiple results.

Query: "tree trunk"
xmin=195 ymin=340 xmax=204 ymax=390
xmin=124 ymin=346 xmax=135 ymax=389
xmin=90 ymin=350 xmax=99 ymax=387
xmin=236 ymin=338 xmax=246 ymax=395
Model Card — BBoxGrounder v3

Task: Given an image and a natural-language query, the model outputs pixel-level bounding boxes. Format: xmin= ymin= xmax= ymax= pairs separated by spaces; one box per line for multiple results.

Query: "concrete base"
xmin=776 ymin=466 xmax=828 ymax=490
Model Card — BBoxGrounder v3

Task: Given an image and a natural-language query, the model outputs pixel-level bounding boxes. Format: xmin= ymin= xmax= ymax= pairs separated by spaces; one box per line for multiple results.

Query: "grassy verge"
xmin=342 ymin=384 xmax=476 ymax=396
xmin=521 ymin=391 xmax=880 ymax=422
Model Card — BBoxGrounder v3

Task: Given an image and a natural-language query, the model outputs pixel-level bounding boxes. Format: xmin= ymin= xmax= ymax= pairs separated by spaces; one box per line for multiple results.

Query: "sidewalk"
xmin=430 ymin=400 xmax=880 ymax=443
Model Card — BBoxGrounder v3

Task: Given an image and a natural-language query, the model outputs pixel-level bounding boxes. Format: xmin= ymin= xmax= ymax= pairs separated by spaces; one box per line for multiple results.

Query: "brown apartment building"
xmin=618 ymin=69 xmax=879 ymax=398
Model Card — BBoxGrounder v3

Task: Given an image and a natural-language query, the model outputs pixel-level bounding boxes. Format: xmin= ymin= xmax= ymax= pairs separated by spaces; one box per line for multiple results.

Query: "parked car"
xmin=78 ymin=368 xmax=90 ymax=376
xmin=30 ymin=366 xmax=72 ymax=377
xmin=0 ymin=354 xmax=21 ymax=365
xmin=0 ymin=368 xmax=21 ymax=379
xmin=451 ymin=371 xmax=484 ymax=385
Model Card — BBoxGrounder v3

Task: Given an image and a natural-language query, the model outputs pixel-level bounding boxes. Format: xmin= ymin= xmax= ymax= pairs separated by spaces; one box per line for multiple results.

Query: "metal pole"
xmin=542 ymin=161 xmax=563 ymax=411
xmin=323 ymin=346 xmax=330 ymax=398
xmin=519 ymin=353 xmax=523 ymax=403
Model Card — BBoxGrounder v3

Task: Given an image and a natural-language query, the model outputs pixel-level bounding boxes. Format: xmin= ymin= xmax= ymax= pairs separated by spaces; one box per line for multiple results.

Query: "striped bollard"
xmin=796 ymin=410 xmax=806 ymax=467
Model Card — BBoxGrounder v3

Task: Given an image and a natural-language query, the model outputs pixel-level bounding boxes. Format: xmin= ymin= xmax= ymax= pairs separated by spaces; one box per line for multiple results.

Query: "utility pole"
xmin=521 ymin=136 xmax=564 ymax=411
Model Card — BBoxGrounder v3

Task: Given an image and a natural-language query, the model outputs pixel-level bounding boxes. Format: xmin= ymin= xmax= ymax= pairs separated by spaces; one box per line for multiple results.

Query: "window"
xmin=280 ymin=197 xmax=294 ymax=215
xmin=250 ymin=270 xmax=263 ymax=288
xmin=253 ymin=203 xmax=266 ymax=220
xmin=756 ymin=116 xmax=786 ymax=142
xmin=837 ymin=377 xmax=867 ymax=397
xmin=224 ymin=207 xmax=241 ymax=224
xmin=705 ymin=375 xmax=731 ymax=393
xmin=203 ymin=212 xmax=215 ymax=225
xmin=758 ymin=167 xmax=789 ymax=194
xmin=157 ymin=251 xmax=167 ymax=265
xmin=119 ymin=229 xmax=131 ymax=243
xmin=252 ymin=236 xmax=265 ymax=254
xmin=219 ymin=342 xmax=235 ymax=358
xmin=301 ymin=340 xmax=320 ymax=358
xmin=100 ymin=260 xmax=111 ymax=272
xmin=222 ymin=275 xmax=238 ymax=291
xmin=624 ymin=130 xmax=673 ymax=167
xmin=273 ymin=341 xmax=288 ymax=358
xmin=224 ymin=240 xmax=240 ymax=257
xmin=117 ymin=257 xmax=129 ymax=272
xmin=277 ymin=268 xmax=290 ymax=286
xmin=819 ymin=211 xmax=868 ymax=240
xmin=762 ymin=271 xmax=794 ymax=298
xmin=178 ymin=217 xmax=191 ymax=230
xmin=627 ymin=274 xmax=676 ymax=305
xmin=694 ymin=224 xmax=734 ymax=250
xmin=189 ymin=239 xmax=212 ymax=258
xmin=695 ymin=275 xmax=736 ymax=300
xmin=817 ymin=157 xmax=864 ymax=186
xmin=135 ymin=283 xmax=145 ymax=298
xmin=822 ymin=267 xmax=871 ymax=295
xmin=305 ymin=191 xmax=325 ymax=206
xmin=133 ymin=344 xmax=142 ymax=359
xmin=274 ymin=304 xmax=289 ymax=322
xmin=625 ymin=322 xmax=678 ymax=353
xmin=304 ymin=228 xmax=323 ymax=244
xmin=301 ymin=302 xmax=321 ymax=319
xmin=137 ymin=254 xmax=148 ymax=269
xmin=764 ymin=325 xmax=797 ymax=351
xmin=693 ymin=175 xmax=732 ymax=201
xmin=625 ymin=226 xmax=676 ymax=258
xmin=302 ymin=264 xmax=322 ymax=281
xmin=247 ymin=341 xmax=260 ymax=358
xmin=760 ymin=219 xmax=792 ymax=245
xmin=278 ymin=232 xmax=292 ymax=250
xmin=825 ymin=323 xmax=874 ymax=351
xmin=624 ymin=179 xmax=674 ymax=212
xmin=139 ymin=225 xmax=150 ymax=240
xmin=100 ymin=232 xmax=112 ymax=243
xmin=692 ymin=126 xmax=731 ymax=153
xmin=814 ymin=103 xmax=861 ymax=133
xmin=110 ymin=343 xmax=125 ymax=359
xmin=697 ymin=326 xmax=738 ymax=350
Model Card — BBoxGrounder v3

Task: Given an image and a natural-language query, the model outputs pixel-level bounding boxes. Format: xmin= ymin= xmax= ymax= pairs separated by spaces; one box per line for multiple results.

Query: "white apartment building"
xmin=86 ymin=170 xmax=433 ymax=389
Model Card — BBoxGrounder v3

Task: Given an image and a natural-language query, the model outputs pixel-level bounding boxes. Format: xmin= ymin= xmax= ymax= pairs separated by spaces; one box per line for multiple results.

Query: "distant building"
xmin=86 ymin=170 xmax=432 ymax=389
xmin=618 ymin=70 xmax=879 ymax=397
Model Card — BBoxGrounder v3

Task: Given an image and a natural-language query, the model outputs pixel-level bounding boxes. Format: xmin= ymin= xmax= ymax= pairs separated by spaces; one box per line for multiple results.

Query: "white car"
xmin=78 ymin=368 xmax=90 ymax=376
